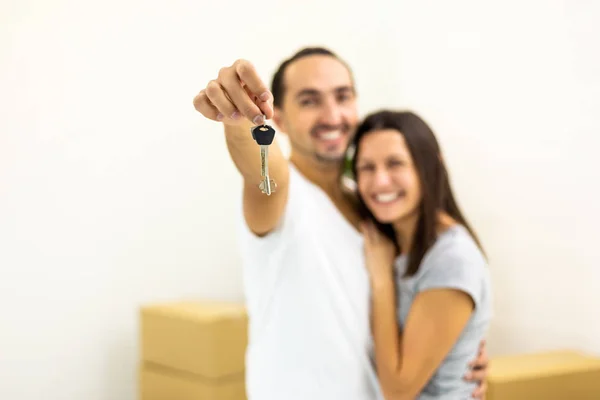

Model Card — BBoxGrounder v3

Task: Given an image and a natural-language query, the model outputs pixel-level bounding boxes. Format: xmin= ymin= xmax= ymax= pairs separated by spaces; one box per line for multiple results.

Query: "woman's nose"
xmin=373 ymin=169 xmax=392 ymax=187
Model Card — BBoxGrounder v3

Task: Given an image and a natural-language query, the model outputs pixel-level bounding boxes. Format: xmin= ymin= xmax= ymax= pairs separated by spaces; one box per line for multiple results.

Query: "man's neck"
xmin=290 ymin=152 xmax=344 ymax=199
xmin=290 ymin=150 xmax=361 ymax=230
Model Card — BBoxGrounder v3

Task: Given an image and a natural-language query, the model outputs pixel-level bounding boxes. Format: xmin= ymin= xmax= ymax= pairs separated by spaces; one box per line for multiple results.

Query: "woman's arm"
xmin=370 ymin=274 xmax=475 ymax=400
xmin=360 ymin=221 xmax=480 ymax=400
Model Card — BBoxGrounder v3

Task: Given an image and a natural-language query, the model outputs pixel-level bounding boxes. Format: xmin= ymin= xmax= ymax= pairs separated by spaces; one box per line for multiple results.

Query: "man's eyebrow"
xmin=294 ymin=85 xmax=355 ymax=99
xmin=295 ymin=88 xmax=321 ymax=98
xmin=334 ymin=85 xmax=355 ymax=94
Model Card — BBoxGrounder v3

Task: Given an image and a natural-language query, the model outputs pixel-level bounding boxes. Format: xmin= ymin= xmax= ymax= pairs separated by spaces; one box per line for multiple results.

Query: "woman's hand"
xmin=360 ymin=220 xmax=397 ymax=284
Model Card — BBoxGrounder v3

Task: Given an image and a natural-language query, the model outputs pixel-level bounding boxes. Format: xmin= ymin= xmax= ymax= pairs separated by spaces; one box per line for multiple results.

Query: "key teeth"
xmin=258 ymin=179 xmax=278 ymax=195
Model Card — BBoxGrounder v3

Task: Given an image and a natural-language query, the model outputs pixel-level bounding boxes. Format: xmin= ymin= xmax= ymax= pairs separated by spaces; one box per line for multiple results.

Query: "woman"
xmin=348 ymin=110 xmax=492 ymax=399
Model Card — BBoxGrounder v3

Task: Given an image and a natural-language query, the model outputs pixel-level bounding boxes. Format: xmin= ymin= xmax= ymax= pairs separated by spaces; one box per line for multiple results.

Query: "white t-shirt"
xmin=237 ymin=164 xmax=383 ymax=400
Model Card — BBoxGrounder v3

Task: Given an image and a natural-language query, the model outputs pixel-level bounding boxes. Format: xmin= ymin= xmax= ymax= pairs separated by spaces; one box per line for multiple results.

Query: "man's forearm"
xmin=223 ymin=122 xmax=287 ymax=190
xmin=223 ymin=121 xmax=289 ymax=236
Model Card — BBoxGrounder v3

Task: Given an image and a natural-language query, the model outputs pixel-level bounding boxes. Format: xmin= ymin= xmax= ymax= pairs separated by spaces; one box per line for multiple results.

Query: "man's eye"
xmin=337 ymin=93 xmax=352 ymax=102
xmin=300 ymin=98 xmax=318 ymax=106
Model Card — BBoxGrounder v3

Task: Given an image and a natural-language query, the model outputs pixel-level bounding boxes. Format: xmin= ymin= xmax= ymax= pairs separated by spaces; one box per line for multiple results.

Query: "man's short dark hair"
xmin=270 ymin=47 xmax=352 ymax=108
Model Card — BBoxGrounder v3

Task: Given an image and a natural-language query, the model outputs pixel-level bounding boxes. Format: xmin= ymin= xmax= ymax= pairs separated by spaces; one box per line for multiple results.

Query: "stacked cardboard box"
xmin=488 ymin=350 xmax=600 ymax=400
xmin=138 ymin=300 xmax=248 ymax=400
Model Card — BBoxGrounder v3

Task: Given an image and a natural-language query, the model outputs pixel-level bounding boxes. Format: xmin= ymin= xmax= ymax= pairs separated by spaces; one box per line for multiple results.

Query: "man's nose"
xmin=319 ymin=97 xmax=343 ymax=125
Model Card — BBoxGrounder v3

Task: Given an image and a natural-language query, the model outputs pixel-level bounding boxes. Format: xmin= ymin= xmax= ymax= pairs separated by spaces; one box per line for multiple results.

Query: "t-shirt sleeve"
xmin=415 ymin=239 xmax=486 ymax=309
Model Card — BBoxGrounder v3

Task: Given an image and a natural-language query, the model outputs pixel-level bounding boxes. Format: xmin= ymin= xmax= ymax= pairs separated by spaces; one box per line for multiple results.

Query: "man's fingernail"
xmin=216 ymin=113 xmax=224 ymax=121
xmin=231 ymin=111 xmax=240 ymax=120
xmin=259 ymin=92 xmax=270 ymax=101
xmin=253 ymin=115 xmax=265 ymax=125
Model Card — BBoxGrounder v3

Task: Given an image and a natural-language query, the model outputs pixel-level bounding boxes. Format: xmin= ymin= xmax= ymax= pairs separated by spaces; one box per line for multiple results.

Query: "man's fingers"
xmin=234 ymin=60 xmax=270 ymax=98
xmin=235 ymin=60 xmax=274 ymax=119
xmin=205 ymin=80 xmax=238 ymax=122
xmin=193 ymin=90 xmax=222 ymax=122
xmin=192 ymin=59 xmax=273 ymax=125
xmin=465 ymin=367 xmax=487 ymax=382
xmin=471 ymin=380 xmax=487 ymax=399
xmin=243 ymin=84 xmax=274 ymax=122
xmin=218 ymin=64 xmax=265 ymax=124
xmin=469 ymin=339 xmax=489 ymax=369
xmin=479 ymin=342 xmax=488 ymax=360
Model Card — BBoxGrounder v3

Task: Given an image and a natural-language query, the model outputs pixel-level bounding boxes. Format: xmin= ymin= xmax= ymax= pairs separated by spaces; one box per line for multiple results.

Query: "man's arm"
xmin=193 ymin=59 xmax=289 ymax=236
xmin=224 ymin=122 xmax=289 ymax=236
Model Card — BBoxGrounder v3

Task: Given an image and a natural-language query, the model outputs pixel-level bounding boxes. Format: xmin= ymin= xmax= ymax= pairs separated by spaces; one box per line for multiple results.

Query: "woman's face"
xmin=355 ymin=129 xmax=422 ymax=224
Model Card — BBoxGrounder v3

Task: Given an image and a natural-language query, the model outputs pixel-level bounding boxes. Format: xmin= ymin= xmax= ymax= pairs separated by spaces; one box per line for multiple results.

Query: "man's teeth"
xmin=375 ymin=193 xmax=400 ymax=203
xmin=319 ymin=130 xmax=342 ymax=140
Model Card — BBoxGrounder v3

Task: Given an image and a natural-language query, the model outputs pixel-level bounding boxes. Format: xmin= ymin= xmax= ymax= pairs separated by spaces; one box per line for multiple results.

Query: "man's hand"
xmin=192 ymin=59 xmax=289 ymax=237
xmin=465 ymin=339 xmax=489 ymax=399
xmin=193 ymin=59 xmax=274 ymax=126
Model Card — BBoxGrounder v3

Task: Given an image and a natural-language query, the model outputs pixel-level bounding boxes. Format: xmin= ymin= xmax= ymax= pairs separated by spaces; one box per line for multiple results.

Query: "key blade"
xmin=264 ymin=146 xmax=271 ymax=194
xmin=262 ymin=146 xmax=269 ymax=177
xmin=258 ymin=144 xmax=273 ymax=195
xmin=260 ymin=146 xmax=268 ymax=177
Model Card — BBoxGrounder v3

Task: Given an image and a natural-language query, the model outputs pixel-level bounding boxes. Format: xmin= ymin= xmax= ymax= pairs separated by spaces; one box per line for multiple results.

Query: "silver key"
xmin=252 ymin=124 xmax=277 ymax=196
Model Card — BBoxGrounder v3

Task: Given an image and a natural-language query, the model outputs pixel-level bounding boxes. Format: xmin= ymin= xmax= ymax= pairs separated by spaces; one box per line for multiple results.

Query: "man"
xmin=193 ymin=47 xmax=488 ymax=400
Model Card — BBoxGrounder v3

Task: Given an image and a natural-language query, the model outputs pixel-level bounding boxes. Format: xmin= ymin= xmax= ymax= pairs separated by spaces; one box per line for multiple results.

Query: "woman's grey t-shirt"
xmin=394 ymin=224 xmax=493 ymax=400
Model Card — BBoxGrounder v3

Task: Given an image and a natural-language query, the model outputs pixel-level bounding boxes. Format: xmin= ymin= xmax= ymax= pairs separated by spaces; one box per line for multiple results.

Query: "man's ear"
xmin=272 ymin=107 xmax=286 ymax=133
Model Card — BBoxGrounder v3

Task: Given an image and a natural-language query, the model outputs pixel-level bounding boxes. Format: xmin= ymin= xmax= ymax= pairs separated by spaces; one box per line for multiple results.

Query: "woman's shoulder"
xmin=411 ymin=224 xmax=492 ymax=307
xmin=420 ymin=224 xmax=488 ymax=274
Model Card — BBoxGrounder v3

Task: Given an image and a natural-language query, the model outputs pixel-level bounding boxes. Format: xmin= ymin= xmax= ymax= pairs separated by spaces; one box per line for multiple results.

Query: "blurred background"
xmin=1 ymin=0 xmax=599 ymax=399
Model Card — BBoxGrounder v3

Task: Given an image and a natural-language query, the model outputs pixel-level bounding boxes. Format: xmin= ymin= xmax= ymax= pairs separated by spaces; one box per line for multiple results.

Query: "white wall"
xmin=390 ymin=0 xmax=600 ymax=356
xmin=1 ymin=0 xmax=598 ymax=399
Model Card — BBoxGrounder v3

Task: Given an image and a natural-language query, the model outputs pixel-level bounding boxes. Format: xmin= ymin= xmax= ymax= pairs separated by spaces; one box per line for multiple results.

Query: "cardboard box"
xmin=488 ymin=350 xmax=600 ymax=400
xmin=139 ymin=300 xmax=248 ymax=400
xmin=140 ymin=362 xmax=246 ymax=400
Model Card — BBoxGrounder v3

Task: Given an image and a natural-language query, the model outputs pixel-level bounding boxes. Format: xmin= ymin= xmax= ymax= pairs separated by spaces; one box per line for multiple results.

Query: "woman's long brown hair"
xmin=348 ymin=110 xmax=486 ymax=277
